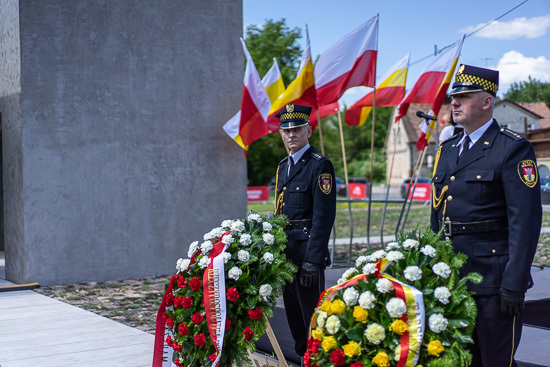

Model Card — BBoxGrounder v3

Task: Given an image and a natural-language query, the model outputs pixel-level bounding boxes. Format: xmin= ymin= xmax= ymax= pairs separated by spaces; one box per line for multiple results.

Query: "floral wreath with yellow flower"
xmin=304 ymin=227 xmax=481 ymax=367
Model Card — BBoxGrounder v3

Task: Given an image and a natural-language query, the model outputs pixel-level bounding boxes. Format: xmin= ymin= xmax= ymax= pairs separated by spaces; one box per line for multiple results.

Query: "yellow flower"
xmin=353 ymin=306 xmax=368 ymax=323
xmin=312 ymin=328 xmax=324 ymax=341
xmin=390 ymin=319 xmax=409 ymax=335
xmin=372 ymin=351 xmax=390 ymax=367
xmin=342 ymin=341 xmax=361 ymax=357
xmin=330 ymin=299 xmax=346 ymax=314
xmin=321 ymin=336 xmax=338 ymax=352
xmin=427 ymin=340 xmax=445 ymax=357
xmin=320 ymin=300 xmax=332 ymax=314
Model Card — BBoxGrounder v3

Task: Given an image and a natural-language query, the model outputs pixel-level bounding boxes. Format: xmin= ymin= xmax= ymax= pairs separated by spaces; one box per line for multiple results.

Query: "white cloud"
xmin=460 ymin=14 xmax=550 ymax=40
xmin=493 ymin=51 xmax=550 ymax=94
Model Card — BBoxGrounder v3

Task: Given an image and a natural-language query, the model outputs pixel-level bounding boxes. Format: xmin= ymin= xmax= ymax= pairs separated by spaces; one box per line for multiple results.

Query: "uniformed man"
xmin=430 ymin=64 xmax=542 ymax=367
xmin=274 ymin=104 xmax=336 ymax=363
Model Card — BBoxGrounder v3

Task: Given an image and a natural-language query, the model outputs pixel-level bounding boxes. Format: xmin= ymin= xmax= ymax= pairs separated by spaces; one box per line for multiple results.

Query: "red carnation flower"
xmin=191 ymin=312 xmax=204 ymax=325
xmin=225 ymin=318 xmax=231 ymax=330
xmin=350 ymin=362 xmax=364 ymax=367
xmin=303 ymin=352 xmax=311 ymax=367
xmin=166 ymin=317 xmax=175 ymax=327
xmin=181 ymin=296 xmax=193 ymax=309
xmin=248 ymin=307 xmax=263 ymax=321
xmin=189 ymin=277 xmax=202 ymax=291
xmin=309 ymin=339 xmax=321 ymax=354
xmin=174 ymin=358 xmax=183 ymax=367
xmin=242 ymin=326 xmax=254 ymax=341
xmin=166 ymin=335 xmax=172 ymax=345
xmin=164 ymin=292 xmax=175 ymax=307
xmin=177 ymin=275 xmax=187 ymax=288
xmin=178 ymin=323 xmax=189 ymax=336
xmin=330 ymin=349 xmax=346 ymax=366
xmin=194 ymin=333 xmax=206 ymax=347
xmin=227 ymin=287 xmax=240 ymax=302
xmin=209 ymin=353 xmax=217 ymax=362
xmin=173 ymin=342 xmax=183 ymax=352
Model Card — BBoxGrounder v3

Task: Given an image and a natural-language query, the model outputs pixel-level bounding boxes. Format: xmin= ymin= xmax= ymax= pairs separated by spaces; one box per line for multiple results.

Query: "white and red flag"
xmin=395 ymin=36 xmax=465 ymax=125
xmin=345 ymin=52 xmax=410 ymax=126
xmin=315 ymin=14 xmax=379 ymax=106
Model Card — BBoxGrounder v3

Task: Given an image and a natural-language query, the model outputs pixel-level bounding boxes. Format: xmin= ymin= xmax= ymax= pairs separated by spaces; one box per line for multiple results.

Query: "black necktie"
xmin=458 ymin=135 xmax=470 ymax=162
xmin=288 ymin=157 xmax=294 ymax=175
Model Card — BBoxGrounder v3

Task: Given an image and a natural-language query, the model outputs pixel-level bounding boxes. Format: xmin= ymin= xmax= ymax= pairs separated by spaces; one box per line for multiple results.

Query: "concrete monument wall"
xmin=0 ymin=0 xmax=247 ymax=285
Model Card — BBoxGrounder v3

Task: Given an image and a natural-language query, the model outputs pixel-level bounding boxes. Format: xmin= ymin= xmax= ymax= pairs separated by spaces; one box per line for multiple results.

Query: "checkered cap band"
xmin=456 ymin=73 xmax=498 ymax=94
xmin=279 ymin=112 xmax=310 ymax=121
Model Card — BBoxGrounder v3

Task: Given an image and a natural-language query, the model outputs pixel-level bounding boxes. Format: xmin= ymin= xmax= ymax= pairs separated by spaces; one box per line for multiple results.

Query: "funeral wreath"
xmin=305 ymin=227 xmax=482 ymax=367
xmin=155 ymin=212 xmax=297 ymax=367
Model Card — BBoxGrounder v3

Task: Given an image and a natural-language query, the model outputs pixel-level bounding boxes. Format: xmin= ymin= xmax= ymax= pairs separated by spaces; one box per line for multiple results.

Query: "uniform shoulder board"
xmin=499 ymin=128 xmax=523 ymax=141
xmin=278 ymin=156 xmax=289 ymax=166
xmin=441 ymin=134 xmax=460 ymax=145
xmin=311 ymin=152 xmax=325 ymax=161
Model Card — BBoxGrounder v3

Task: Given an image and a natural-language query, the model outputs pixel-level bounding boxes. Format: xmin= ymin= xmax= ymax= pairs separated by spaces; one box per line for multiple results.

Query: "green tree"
xmin=504 ymin=76 xmax=550 ymax=107
xmin=244 ymin=19 xmax=302 ymax=185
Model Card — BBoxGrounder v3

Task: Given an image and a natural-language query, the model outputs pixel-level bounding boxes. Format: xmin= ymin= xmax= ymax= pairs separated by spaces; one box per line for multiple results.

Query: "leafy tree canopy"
xmin=503 ymin=76 xmax=550 ymax=107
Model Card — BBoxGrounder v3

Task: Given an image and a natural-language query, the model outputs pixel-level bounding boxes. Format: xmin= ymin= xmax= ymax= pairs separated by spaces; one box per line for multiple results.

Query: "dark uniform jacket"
xmin=276 ymin=147 xmax=336 ymax=267
xmin=430 ymin=120 xmax=542 ymax=296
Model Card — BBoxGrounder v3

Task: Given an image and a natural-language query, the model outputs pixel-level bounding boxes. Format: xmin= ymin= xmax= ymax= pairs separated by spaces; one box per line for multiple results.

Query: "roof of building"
xmin=518 ymin=102 xmax=550 ymax=128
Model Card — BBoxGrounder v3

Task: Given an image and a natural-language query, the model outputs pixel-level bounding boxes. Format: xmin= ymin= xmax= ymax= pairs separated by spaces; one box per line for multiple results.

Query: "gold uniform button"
xmin=450 ymin=176 xmax=455 ymax=181
xmin=446 ymin=217 xmax=450 ymax=221
xmin=492 ymin=249 xmax=496 ymax=254
xmin=477 ymin=175 xmax=481 ymax=179
xmin=296 ymin=187 xmax=300 ymax=191
xmin=283 ymin=187 xmax=286 ymax=191
xmin=447 ymin=195 xmax=453 ymax=201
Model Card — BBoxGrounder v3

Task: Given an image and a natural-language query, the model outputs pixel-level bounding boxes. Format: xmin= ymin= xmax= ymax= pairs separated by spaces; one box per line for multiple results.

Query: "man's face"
xmin=280 ymin=125 xmax=312 ymax=154
xmin=450 ymin=91 xmax=493 ymax=131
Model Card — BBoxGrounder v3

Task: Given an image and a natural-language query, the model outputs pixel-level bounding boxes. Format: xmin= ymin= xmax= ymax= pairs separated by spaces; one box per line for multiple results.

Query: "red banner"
xmin=247 ymin=186 xmax=269 ymax=201
xmin=349 ymin=183 xmax=367 ymax=199
xmin=406 ymin=183 xmax=431 ymax=201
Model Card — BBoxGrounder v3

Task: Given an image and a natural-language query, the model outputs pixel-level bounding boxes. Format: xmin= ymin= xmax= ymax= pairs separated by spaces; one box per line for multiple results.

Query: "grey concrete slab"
xmin=0 ymin=290 xmax=154 ymax=367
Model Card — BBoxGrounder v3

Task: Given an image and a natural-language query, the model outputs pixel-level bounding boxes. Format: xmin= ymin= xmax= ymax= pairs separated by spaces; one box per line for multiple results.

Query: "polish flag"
xmin=345 ymin=52 xmax=409 ymax=126
xmin=262 ymin=58 xmax=285 ymax=104
xmin=318 ymin=102 xmax=340 ymax=119
xmin=395 ymin=36 xmax=464 ymax=124
xmin=268 ymin=25 xmax=318 ymax=130
xmin=315 ymin=14 xmax=379 ymax=106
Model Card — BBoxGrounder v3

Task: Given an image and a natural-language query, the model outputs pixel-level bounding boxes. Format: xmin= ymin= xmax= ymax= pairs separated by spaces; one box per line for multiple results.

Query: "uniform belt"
xmin=286 ymin=219 xmax=313 ymax=230
xmin=441 ymin=218 xmax=507 ymax=236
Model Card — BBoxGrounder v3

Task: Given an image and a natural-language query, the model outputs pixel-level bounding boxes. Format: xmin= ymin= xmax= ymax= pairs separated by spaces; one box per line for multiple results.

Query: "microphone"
xmin=416 ymin=111 xmax=436 ymax=121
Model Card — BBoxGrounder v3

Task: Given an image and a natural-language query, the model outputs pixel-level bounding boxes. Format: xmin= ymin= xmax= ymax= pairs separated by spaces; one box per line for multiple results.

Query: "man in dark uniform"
xmin=430 ymin=64 xmax=542 ymax=367
xmin=274 ymin=103 xmax=336 ymax=363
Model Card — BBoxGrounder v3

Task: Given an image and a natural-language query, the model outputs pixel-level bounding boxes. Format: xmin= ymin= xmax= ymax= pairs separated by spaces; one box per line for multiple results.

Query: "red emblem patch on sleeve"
xmin=517 ymin=160 xmax=538 ymax=188
xmin=319 ymin=173 xmax=333 ymax=195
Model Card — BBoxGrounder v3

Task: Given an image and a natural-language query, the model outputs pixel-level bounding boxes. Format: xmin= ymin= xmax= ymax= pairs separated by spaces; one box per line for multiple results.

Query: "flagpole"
xmin=337 ymin=109 xmax=354 ymax=260
xmin=365 ymin=88 xmax=376 ymax=248
xmin=316 ymin=110 xmax=325 ymax=155
xmin=379 ymin=116 xmax=400 ymax=244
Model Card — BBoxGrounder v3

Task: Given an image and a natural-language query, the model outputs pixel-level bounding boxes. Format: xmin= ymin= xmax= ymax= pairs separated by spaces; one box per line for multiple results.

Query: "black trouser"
xmin=469 ymin=294 xmax=523 ymax=367
xmin=282 ymin=270 xmax=325 ymax=356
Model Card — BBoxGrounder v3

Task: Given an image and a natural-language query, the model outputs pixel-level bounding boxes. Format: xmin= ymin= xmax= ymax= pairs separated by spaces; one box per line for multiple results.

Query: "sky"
xmin=243 ymin=0 xmax=550 ymax=106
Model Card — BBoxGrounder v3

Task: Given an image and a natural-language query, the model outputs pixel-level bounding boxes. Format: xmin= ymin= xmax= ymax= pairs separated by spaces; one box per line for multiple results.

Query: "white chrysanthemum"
xmin=403 ymin=239 xmax=420 ymax=250
xmin=176 ymin=258 xmax=191 ymax=273
xmin=358 ymin=291 xmax=376 ymax=309
xmin=429 ymin=313 xmax=448 ymax=333
xmin=222 ymin=234 xmax=234 ymax=245
xmin=364 ymin=323 xmax=386 ymax=344
xmin=325 ymin=315 xmax=341 ymax=334
xmin=362 ymin=263 xmax=377 ymax=275
xmin=317 ymin=311 xmax=328 ymax=328
xmin=188 ymin=241 xmax=199 ymax=258
xmin=370 ymin=250 xmax=387 ymax=262
xmin=239 ymin=233 xmax=252 ymax=246
xmin=420 ymin=245 xmax=437 ymax=257
xmin=247 ymin=213 xmax=262 ymax=222
xmin=198 ymin=256 xmax=211 ymax=269
xmin=230 ymin=220 xmax=245 ymax=233
xmin=386 ymin=251 xmax=404 ymax=262
xmin=221 ymin=219 xmax=233 ymax=228
xmin=433 ymin=262 xmax=451 ymax=279
xmin=342 ymin=268 xmax=358 ymax=280
xmin=263 ymin=252 xmax=274 ymax=264
xmin=262 ymin=222 xmax=273 ymax=232
xmin=386 ymin=297 xmax=407 ymax=318
xmin=434 ymin=286 xmax=452 ymax=304
xmin=403 ymin=266 xmax=422 ymax=281
xmin=343 ymin=287 xmax=359 ymax=306
xmin=385 ymin=241 xmax=400 ymax=250
xmin=228 ymin=266 xmax=242 ymax=280
xmin=223 ymin=252 xmax=232 ymax=264
xmin=355 ymin=256 xmax=368 ymax=268
xmin=200 ymin=240 xmax=213 ymax=254
xmin=376 ymin=278 xmax=394 ymax=294
xmin=204 ymin=227 xmax=224 ymax=240
xmin=394 ymin=345 xmax=401 ymax=362
xmin=259 ymin=284 xmax=272 ymax=298
xmin=262 ymin=233 xmax=275 ymax=245
xmin=337 ymin=277 xmax=346 ymax=284
xmin=238 ymin=250 xmax=250 ymax=262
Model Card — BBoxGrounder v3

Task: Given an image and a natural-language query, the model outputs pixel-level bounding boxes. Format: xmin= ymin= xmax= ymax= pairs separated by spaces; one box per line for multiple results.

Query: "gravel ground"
xmin=33 ymin=237 xmax=550 ymax=335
